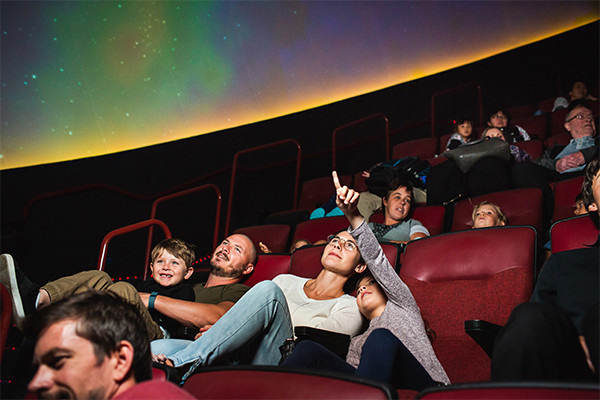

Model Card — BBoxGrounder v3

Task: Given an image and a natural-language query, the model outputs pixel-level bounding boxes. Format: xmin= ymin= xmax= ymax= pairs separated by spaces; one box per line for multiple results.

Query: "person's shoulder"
xmin=543 ymin=245 xmax=599 ymax=272
xmin=405 ymin=218 xmax=423 ymax=226
xmin=113 ymin=380 xmax=195 ymax=399
xmin=273 ymin=274 xmax=306 ymax=286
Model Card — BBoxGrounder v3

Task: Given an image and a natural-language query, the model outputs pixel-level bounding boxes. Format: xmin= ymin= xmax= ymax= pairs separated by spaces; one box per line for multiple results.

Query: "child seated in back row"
xmin=445 ymin=117 xmax=474 ymax=150
xmin=471 ymin=201 xmax=507 ymax=229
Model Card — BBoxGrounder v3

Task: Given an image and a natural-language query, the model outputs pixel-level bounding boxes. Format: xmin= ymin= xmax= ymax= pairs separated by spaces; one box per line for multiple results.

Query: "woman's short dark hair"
xmin=23 ymin=291 xmax=153 ymax=383
xmin=382 ymin=177 xmax=415 ymax=220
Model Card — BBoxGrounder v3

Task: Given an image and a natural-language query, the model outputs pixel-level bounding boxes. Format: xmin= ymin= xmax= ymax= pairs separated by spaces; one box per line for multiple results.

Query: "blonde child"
xmin=472 ymin=201 xmax=507 ymax=229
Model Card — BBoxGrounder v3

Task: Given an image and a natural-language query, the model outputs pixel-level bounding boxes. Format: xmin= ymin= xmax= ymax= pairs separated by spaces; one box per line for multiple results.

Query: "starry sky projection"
xmin=1 ymin=1 xmax=598 ymax=170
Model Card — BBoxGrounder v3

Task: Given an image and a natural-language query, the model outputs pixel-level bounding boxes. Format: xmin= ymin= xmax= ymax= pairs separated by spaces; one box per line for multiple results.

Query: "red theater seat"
xmin=416 ymin=381 xmax=600 ymax=399
xmin=233 ymin=224 xmax=291 ymax=254
xmin=182 ymin=366 xmax=397 ymax=399
xmin=244 ymin=254 xmax=291 ymax=287
xmin=450 ymin=188 xmax=544 ymax=236
xmin=545 ymin=132 xmax=571 ymax=149
xmin=513 ymin=139 xmax=545 ymax=160
xmin=552 ymin=175 xmax=585 ymax=223
xmin=507 ymin=103 xmax=537 ymax=119
xmin=393 ymin=137 xmax=439 ymax=160
xmin=550 ymin=215 xmax=599 ymax=253
xmin=353 ymin=171 xmax=369 ymax=193
xmin=399 ymin=227 xmax=536 ymax=383
xmin=292 ymin=216 xmax=351 ymax=244
xmin=369 ymin=205 xmax=445 ymax=236
xmin=550 ymin=107 xmax=569 ymax=136
xmin=512 ymin=115 xmax=548 ymax=140
xmin=298 ymin=175 xmax=351 ymax=211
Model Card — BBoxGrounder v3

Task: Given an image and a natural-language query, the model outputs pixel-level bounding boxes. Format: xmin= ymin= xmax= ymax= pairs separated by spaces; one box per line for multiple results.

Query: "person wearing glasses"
xmin=151 ymin=224 xmax=368 ymax=382
xmin=512 ymin=99 xmax=598 ymax=223
xmin=280 ymin=172 xmax=450 ymax=391
xmin=486 ymin=108 xmax=531 ymax=142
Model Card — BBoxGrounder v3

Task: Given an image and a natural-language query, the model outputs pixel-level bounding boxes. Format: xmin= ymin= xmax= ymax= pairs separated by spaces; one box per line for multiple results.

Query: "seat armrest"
xmin=464 ymin=319 xmax=503 ymax=358
xmin=294 ymin=326 xmax=351 ymax=359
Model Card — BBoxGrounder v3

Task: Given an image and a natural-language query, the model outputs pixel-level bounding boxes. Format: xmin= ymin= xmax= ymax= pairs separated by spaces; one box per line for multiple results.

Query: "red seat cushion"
xmin=244 ymin=254 xmax=291 ymax=287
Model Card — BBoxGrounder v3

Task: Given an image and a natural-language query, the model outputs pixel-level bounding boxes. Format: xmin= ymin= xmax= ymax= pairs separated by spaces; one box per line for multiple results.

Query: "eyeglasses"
xmin=327 ymin=235 xmax=357 ymax=252
xmin=566 ymin=113 xmax=594 ymax=123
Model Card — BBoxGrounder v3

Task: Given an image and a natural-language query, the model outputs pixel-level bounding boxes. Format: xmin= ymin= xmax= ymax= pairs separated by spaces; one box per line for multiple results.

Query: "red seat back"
xmin=244 ymin=254 xmax=291 ymax=287
xmin=550 ymin=215 xmax=599 ymax=253
xmin=392 ymin=137 xmax=439 ymax=160
xmin=412 ymin=205 xmax=446 ymax=236
xmin=292 ymin=216 xmax=350 ymax=244
xmin=369 ymin=205 xmax=445 ymax=236
xmin=183 ymin=366 xmax=396 ymax=399
xmin=545 ymin=132 xmax=571 ymax=149
xmin=298 ymin=175 xmax=351 ymax=211
xmin=552 ymin=175 xmax=585 ymax=223
xmin=400 ymin=227 xmax=536 ymax=383
xmin=513 ymin=139 xmax=545 ymax=160
xmin=451 ymin=188 xmax=544 ymax=236
xmin=550 ymin=107 xmax=569 ymax=136
xmin=289 ymin=244 xmax=328 ymax=278
xmin=438 ymin=133 xmax=454 ymax=154
xmin=512 ymin=115 xmax=548 ymax=140
xmin=353 ymin=171 xmax=368 ymax=193
xmin=417 ymin=382 xmax=600 ymax=399
xmin=507 ymin=104 xmax=537 ymax=119
xmin=233 ymin=224 xmax=291 ymax=254
xmin=537 ymin=96 xmax=556 ymax=114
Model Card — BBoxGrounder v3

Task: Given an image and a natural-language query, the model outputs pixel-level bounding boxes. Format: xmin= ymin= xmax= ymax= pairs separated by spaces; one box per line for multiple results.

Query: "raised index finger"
xmin=332 ymin=171 xmax=342 ymax=189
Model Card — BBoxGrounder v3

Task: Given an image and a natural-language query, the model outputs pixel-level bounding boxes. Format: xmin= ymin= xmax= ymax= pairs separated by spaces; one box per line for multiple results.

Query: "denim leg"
xmin=151 ymin=338 xmax=193 ymax=357
xmin=357 ymin=328 xmax=436 ymax=391
xmin=280 ymin=340 xmax=356 ymax=375
xmin=166 ymin=280 xmax=294 ymax=381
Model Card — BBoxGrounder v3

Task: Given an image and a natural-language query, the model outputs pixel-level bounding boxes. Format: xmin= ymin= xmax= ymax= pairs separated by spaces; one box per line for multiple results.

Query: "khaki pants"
xmin=42 ymin=270 xmax=164 ymax=340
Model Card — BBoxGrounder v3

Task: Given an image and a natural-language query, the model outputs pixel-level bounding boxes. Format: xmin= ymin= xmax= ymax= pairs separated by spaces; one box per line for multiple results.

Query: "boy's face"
xmin=150 ymin=249 xmax=193 ymax=287
xmin=457 ymin=121 xmax=472 ymax=139
xmin=473 ymin=204 xmax=505 ymax=229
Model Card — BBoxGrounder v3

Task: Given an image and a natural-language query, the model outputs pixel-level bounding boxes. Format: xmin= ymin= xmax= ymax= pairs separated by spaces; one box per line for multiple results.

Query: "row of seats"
xmin=232 ymin=217 xmax=598 ymax=385
xmin=179 ymin=365 xmax=600 ymax=399
xmin=237 ymin=220 xmax=595 ymax=385
xmin=393 ymin=99 xmax=599 ymax=162
xmin=230 ymin=226 xmax=535 ymax=383
xmin=235 ymin=181 xmax=588 ymax=256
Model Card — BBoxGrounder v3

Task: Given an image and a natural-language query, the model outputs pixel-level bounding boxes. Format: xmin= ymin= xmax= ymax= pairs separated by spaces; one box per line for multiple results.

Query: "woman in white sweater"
xmin=281 ymin=172 xmax=450 ymax=390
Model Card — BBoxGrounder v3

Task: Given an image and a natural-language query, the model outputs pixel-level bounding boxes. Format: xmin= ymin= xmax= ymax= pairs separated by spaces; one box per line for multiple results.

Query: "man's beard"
xmin=209 ymin=259 xmax=241 ymax=278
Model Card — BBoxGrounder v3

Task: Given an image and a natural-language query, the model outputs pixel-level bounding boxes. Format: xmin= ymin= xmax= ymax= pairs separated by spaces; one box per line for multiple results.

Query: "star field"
xmin=1 ymin=1 xmax=597 ymax=169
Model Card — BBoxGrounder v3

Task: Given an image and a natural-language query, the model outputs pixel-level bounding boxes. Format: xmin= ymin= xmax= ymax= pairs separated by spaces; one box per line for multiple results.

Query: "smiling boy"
xmin=37 ymin=238 xmax=196 ymax=340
